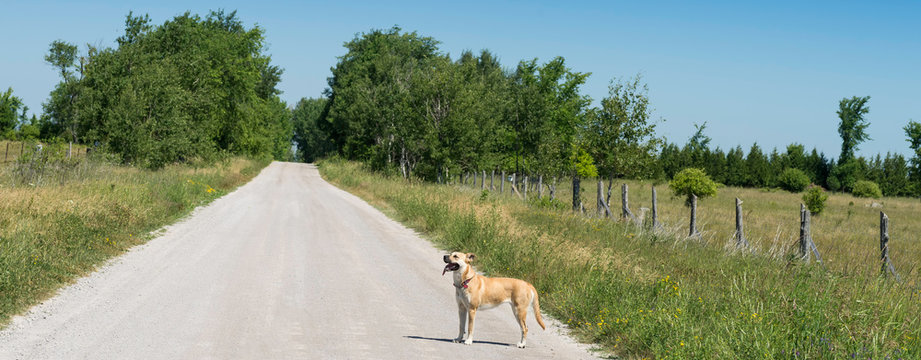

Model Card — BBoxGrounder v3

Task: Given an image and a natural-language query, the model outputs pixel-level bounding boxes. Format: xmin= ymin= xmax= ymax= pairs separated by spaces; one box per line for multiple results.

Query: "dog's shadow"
xmin=404 ymin=335 xmax=510 ymax=347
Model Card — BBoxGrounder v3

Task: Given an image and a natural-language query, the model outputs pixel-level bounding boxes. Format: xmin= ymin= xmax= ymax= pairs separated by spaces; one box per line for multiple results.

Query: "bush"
xmin=802 ymin=185 xmax=829 ymax=215
xmin=852 ymin=180 xmax=882 ymax=198
xmin=669 ymin=168 xmax=718 ymax=206
xmin=778 ymin=168 xmax=810 ymax=192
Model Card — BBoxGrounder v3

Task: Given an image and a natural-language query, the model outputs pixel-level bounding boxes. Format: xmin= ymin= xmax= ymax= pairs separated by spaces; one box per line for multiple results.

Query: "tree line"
xmin=296 ymin=26 xmax=660 ymax=185
xmin=3 ymin=10 xmax=292 ymax=168
xmin=296 ymin=27 xmax=921 ymax=198
xmin=6 ymin=18 xmax=921 ymax=198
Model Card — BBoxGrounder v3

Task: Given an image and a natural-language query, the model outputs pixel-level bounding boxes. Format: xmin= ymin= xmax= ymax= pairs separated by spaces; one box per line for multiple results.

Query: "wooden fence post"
xmin=481 ymin=170 xmax=486 ymax=190
xmin=67 ymin=142 xmax=72 ymax=159
xmin=596 ymin=180 xmax=605 ymax=216
xmin=689 ymin=194 xmax=699 ymax=237
xmin=799 ymin=204 xmax=811 ymax=261
xmin=500 ymin=171 xmax=505 ymax=193
xmin=735 ymin=198 xmax=749 ymax=248
xmin=473 ymin=171 xmax=477 ymax=186
xmin=621 ymin=184 xmax=634 ymax=220
xmin=490 ymin=170 xmax=495 ymax=190
xmin=572 ymin=176 xmax=581 ymax=212
xmin=4 ymin=142 xmax=9 ymax=162
xmin=538 ymin=175 xmax=543 ymax=199
xmin=880 ymin=212 xmax=901 ymax=280
xmin=549 ymin=177 xmax=556 ymax=201
xmin=523 ymin=175 xmax=529 ymax=200
xmin=651 ymin=186 xmax=660 ymax=229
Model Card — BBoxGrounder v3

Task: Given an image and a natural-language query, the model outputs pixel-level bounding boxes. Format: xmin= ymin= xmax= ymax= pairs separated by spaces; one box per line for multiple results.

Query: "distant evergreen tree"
xmin=724 ymin=146 xmax=747 ymax=186
xmin=745 ymin=143 xmax=771 ymax=187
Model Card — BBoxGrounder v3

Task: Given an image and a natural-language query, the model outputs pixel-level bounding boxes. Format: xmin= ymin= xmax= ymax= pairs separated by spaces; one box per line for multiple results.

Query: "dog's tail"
xmin=531 ymin=285 xmax=546 ymax=330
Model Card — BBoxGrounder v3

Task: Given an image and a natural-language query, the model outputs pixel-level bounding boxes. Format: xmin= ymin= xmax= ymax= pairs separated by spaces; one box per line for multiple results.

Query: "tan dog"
xmin=442 ymin=252 xmax=546 ymax=348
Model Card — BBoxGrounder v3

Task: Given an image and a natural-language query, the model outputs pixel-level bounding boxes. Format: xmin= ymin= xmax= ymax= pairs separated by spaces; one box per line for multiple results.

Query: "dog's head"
xmin=442 ymin=252 xmax=474 ymax=275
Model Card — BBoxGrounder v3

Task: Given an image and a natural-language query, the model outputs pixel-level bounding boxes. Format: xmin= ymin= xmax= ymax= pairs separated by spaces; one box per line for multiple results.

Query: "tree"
xmin=508 ymin=57 xmax=590 ymax=177
xmin=837 ymin=96 xmax=871 ymax=165
xmin=49 ymin=11 xmax=290 ymax=168
xmin=745 ymin=143 xmax=771 ymax=187
xmin=669 ymin=168 xmax=718 ymax=206
xmin=586 ymin=74 xmax=662 ymax=180
xmin=723 ymin=146 xmax=747 ymax=186
xmin=292 ymin=98 xmax=331 ymax=162
xmin=324 ymin=26 xmax=441 ymax=175
xmin=0 ymin=87 xmax=24 ymax=138
xmin=684 ymin=122 xmax=711 ymax=169
xmin=42 ymin=40 xmax=82 ymax=142
xmin=905 ymin=120 xmax=921 ymax=194
xmin=778 ymin=168 xmax=810 ymax=192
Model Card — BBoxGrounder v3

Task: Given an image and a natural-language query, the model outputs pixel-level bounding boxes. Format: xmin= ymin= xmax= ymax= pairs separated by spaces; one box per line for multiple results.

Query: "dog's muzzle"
xmin=442 ymin=255 xmax=460 ymax=275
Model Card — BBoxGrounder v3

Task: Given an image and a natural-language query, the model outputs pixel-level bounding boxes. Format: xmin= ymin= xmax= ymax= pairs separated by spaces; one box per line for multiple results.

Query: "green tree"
xmin=292 ymin=98 xmax=331 ymax=162
xmin=803 ymin=185 xmax=829 ymax=215
xmin=586 ymin=74 xmax=662 ymax=180
xmin=51 ymin=10 xmax=290 ymax=168
xmin=508 ymin=57 xmax=590 ymax=177
xmin=0 ymin=87 xmax=24 ymax=137
xmin=324 ymin=26 xmax=440 ymax=174
xmin=723 ymin=146 xmax=747 ymax=186
xmin=778 ymin=168 xmax=810 ymax=192
xmin=745 ymin=143 xmax=771 ymax=187
xmin=852 ymin=180 xmax=882 ymax=198
xmin=905 ymin=120 xmax=921 ymax=194
xmin=837 ymin=96 xmax=871 ymax=165
xmin=670 ymin=168 xmax=718 ymax=206
xmin=42 ymin=40 xmax=82 ymax=142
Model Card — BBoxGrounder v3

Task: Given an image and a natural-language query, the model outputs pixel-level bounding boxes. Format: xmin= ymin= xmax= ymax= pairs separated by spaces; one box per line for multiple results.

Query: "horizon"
xmin=2 ymin=0 xmax=918 ymax=160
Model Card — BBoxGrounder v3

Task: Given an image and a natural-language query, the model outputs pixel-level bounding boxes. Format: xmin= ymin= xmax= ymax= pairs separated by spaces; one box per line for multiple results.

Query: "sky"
xmin=2 ymin=0 xmax=919 ymax=159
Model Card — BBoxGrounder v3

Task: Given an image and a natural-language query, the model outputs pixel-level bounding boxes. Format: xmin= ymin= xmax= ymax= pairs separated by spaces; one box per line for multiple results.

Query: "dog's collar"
xmin=454 ymin=275 xmax=475 ymax=289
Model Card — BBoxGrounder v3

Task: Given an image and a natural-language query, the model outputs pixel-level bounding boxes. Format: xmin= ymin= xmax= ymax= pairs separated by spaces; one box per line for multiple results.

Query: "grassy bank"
xmin=319 ymin=159 xmax=919 ymax=359
xmin=0 ymin=155 xmax=270 ymax=326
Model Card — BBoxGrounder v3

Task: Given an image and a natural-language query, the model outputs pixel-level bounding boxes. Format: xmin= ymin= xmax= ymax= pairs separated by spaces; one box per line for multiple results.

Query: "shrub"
xmin=778 ymin=168 xmax=810 ymax=192
xmin=802 ymin=185 xmax=829 ymax=215
xmin=852 ymin=180 xmax=882 ymax=198
xmin=669 ymin=168 xmax=718 ymax=206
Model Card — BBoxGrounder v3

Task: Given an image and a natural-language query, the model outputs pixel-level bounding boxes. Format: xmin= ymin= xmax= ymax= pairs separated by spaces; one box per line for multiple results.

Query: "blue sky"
xmin=2 ymin=0 xmax=918 ymax=159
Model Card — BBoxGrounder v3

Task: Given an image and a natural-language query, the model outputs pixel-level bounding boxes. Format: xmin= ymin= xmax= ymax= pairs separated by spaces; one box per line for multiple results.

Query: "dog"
xmin=442 ymin=252 xmax=546 ymax=348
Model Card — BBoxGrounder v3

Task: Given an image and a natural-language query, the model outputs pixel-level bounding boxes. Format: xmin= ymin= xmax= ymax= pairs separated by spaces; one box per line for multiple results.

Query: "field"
xmin=547 ymin=176 xmax=921 ymax=285
xmin=0 ymin=154 xmax=270 ymax=326
xmin=320 ymin=159 xmax=921 ymax=359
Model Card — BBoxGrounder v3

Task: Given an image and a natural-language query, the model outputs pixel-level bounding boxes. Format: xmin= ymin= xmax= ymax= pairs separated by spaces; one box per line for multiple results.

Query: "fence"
xmin=0 ymin=141 xmax=87 ymax=163
xmin=449 ymin=170 xmax=917 ymax=284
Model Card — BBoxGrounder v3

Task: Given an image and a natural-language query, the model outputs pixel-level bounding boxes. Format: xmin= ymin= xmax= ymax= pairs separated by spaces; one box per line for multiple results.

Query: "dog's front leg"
xmin=464 ymin=307 xmax=477 ymax=345
xmin=454 ymin=304 xmax=466 ymax=342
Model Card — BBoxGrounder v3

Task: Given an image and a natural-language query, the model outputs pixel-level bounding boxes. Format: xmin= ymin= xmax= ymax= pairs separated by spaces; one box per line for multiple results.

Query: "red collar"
xmin=454 ymin=275 xmax=474 ymax=289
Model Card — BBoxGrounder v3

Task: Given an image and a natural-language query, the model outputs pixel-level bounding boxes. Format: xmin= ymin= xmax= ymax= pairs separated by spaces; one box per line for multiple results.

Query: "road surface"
xmin=0 ymin=162 xmax=599 ymax=359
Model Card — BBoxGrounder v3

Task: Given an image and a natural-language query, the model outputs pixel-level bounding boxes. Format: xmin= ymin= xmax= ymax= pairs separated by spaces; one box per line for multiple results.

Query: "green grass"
xmin=0 ymin=155 xmax=270 ymax=327
xmin=319 ymin=158 xmax=920 ymax=359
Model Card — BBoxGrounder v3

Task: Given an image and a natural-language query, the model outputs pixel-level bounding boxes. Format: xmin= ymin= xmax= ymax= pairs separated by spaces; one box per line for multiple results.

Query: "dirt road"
xmin=0 ymin=162 xmax=598 ymax=359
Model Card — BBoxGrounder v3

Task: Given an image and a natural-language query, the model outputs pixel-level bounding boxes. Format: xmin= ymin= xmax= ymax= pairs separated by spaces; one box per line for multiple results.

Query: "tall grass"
xmin=0 ymin=155 xmax=270 ymax=326
xmin=320 ymin=159 xmax=920 ymax=359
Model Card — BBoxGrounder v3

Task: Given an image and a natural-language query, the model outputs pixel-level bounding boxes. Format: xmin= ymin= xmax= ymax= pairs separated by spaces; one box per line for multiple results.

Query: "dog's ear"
xmin=466 ymin=253 xmax=476 ymax=262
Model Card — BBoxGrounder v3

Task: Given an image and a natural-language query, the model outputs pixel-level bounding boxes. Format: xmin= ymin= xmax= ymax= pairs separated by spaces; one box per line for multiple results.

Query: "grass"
xmin=0 ymin=140 xmax=87 ymax=164
xmin=319 ymin=159 xmax=921 ymax=359
xmin=0 ymin=154 xmax=270 ymax=327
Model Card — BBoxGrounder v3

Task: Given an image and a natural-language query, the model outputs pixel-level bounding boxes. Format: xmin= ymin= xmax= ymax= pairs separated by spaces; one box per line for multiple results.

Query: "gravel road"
xmin=0 ymin=162 xmax=599 ymax=359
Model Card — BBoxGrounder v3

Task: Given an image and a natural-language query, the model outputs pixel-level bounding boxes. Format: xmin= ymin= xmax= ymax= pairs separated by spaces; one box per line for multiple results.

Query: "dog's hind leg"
xmin=512 ymin=303 xmax=529 ymax=348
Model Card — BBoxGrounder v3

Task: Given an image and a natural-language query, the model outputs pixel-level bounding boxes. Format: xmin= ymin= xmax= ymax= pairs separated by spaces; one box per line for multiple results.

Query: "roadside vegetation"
xmin=320 ymin=158 xmax=920 ymax=359
xmin=0 ymin=154 xmax=270 ymax=326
